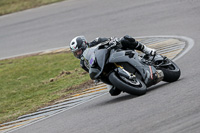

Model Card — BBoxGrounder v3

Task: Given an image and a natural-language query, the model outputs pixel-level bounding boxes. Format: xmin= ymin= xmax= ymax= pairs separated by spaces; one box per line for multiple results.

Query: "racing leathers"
xmin=80 ymin=35 xmax=155 ymax=73
xmin=80 ymin=35 xmax=156 ymax=96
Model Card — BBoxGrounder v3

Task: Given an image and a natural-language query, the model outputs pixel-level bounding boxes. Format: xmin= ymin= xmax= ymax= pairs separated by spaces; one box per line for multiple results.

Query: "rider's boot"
xmin=142 ymin=45 xmax=156 ymax=56
xmin=109 ymin=86 xmax=122 ymax=96
xmin=120 ymin=35 xmax=156 ymax=55
xmin=135 ymin=42 xmax=156 ymax=56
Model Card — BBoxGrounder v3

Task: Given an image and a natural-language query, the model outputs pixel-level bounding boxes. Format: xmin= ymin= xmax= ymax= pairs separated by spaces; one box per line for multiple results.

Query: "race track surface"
xmin=0 ymin=0 xmax=200 ymax=133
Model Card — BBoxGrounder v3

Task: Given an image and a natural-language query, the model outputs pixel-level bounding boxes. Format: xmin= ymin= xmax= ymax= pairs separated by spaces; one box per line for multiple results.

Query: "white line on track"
xmin=3 ymin=35 xmax=194 ymax=133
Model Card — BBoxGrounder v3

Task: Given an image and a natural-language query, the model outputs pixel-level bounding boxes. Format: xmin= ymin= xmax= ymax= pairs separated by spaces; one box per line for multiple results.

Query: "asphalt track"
xmin=1 ymin=0 xmax=200 ymax=133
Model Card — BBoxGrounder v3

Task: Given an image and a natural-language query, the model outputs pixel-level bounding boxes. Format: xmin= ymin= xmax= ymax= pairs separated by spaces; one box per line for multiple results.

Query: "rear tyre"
xmin=108 ymin=72 xmax=147 ymax=96
xmin=159 ymin=60 xmax=181 ymax=82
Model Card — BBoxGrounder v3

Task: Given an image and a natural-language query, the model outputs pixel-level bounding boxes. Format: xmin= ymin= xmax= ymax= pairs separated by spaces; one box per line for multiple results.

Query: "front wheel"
xmin=108 ymin=72 xmax=147 ymax=96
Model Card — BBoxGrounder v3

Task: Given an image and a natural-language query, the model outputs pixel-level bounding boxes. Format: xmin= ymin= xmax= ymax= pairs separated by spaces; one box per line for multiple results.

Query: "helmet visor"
xmin=73 ymin=49 xmax=83 ymax=58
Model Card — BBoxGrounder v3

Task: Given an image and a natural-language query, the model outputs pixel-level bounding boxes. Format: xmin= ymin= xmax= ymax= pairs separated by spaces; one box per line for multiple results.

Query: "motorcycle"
xmin=82 ymin=40 xmax=181 ymax=96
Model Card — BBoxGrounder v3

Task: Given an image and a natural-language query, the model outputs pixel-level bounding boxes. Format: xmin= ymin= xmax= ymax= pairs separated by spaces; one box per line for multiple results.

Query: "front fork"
xmin=114 ymin=63 xmax=136 ymax=80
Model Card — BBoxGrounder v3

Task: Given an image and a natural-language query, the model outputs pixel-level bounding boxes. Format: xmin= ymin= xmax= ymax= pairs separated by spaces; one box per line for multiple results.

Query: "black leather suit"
xmin=80 ymin=35 xmax=145 ymax=72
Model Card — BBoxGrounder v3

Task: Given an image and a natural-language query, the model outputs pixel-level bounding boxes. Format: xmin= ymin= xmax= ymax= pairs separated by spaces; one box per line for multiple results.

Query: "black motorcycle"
xmin=82 ymin=40 xmax=181 ymax=96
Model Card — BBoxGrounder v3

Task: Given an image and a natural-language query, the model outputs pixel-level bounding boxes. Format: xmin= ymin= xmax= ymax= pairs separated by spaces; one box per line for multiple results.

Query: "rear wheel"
xmin=108 ymin=72 xmax=147 ymax=96
xmin=158 ymin=60 xmax=181 ymax=82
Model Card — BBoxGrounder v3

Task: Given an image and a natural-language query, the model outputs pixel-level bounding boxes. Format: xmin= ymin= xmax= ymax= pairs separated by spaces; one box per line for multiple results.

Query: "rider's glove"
xmin=109 ymin=37 xmax=120 ymax=46
xmin=143 ymin=45 xmax=156 ymax=56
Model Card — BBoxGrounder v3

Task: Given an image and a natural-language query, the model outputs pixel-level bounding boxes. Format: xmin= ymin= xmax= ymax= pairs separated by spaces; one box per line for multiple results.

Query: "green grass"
xmin=0 ymin=0 xmax=89 ymax=124
xmin=0 ymin=0 xmax=65 ymax=16
xmin=0 ymin=52 xmax=91 ymax=124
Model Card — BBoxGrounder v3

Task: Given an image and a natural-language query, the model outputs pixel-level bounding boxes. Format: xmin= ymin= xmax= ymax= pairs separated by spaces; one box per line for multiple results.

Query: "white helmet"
xmin=70 ymin=36 xmax=88 ymax=59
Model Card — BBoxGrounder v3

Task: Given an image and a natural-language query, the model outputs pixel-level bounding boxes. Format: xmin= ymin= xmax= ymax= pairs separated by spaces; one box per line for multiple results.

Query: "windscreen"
xmin=82 ymin=46 xmax=97 ymax=68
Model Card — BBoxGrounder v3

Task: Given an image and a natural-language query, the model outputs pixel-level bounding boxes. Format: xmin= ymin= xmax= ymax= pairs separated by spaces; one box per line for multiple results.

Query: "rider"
xmin=69 ymin=35 xmax=156 ymax=96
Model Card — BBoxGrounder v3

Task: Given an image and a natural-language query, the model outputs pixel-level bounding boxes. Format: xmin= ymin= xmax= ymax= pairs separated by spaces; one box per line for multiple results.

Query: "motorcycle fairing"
xmin=88 ymin=49 xmax=109 ymax=80
xmin=108 ymin=50 xmax=157 ymax=86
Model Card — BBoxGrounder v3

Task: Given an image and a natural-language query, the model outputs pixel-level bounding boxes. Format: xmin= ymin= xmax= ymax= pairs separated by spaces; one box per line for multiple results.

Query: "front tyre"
xmin=108 ymin=72 xmax=147 ymax=96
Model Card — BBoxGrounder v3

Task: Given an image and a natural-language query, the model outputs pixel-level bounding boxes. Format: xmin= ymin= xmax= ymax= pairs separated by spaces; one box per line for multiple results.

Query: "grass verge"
xmin=0 ymin=51 xmax=91 ymax=124
xmin=0 ymin=0 xmax=65 ymax=16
